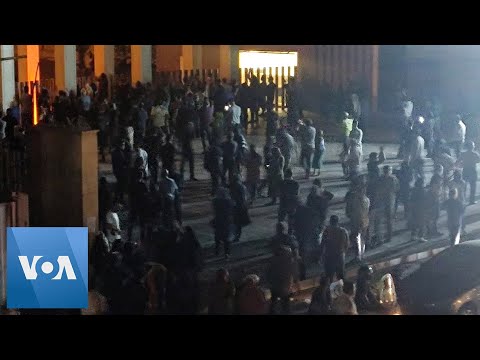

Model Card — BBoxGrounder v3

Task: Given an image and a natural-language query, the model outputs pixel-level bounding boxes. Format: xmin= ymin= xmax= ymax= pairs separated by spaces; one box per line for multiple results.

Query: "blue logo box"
xmin=7 ymin=227 xmax=88 ymax=309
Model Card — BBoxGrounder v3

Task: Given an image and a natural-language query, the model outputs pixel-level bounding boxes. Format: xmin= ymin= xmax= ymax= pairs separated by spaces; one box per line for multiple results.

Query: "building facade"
xmin=1 ymin=44 xmax=380 ymax=113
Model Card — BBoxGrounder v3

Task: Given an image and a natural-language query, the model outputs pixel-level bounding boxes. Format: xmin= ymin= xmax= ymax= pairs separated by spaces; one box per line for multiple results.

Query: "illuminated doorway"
xmin=239 ymin=50 xmax=298 ymax=85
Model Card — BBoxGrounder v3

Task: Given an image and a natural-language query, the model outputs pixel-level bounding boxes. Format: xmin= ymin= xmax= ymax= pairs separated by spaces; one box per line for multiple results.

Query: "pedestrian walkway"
xmin=98 ymin=111 xmax=480 ymax=290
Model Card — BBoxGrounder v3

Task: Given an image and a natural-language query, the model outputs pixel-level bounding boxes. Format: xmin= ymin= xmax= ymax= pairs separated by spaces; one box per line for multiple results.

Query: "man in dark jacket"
xmin=204 ymin=138 xmax=224 ymax=196
xmin=221 ymin=132 xmax=238 ymax=185
xmin=111 ymin=139 xmax=130 ymax=203
xmin=319 ymin=215 xmax=350 ymax=282
xmin=230 ymin=174 xmax=250 ymax=243
xmin=278 ymin=168 xmax=299 ymax=231
xmin=127 ymin=169 xmax=150 ymax=243
xmin=160 ymin=133 xmax=176 ymax=174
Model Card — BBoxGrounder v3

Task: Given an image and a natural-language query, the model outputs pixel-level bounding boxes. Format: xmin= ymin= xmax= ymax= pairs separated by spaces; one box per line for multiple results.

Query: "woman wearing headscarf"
xmin=208 ymin=268 xmax=236 ymax=315
xmin=236 ymin=274 xmax=268 ymax=315
xmin=145 ymin=264 xmax=168 ymax=315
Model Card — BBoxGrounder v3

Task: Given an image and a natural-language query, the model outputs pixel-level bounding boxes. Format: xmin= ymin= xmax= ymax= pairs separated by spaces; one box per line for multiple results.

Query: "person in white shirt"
xmin=450 ymin=114 xmax=466 ymax=158
xmin=150 ymin=100 xmax=169 ymax=131
xmin=346 ymin=138 xmax=362 ymax=179
xmin=409 ymin=128 xmax=425 ymax=179
xmin=133 ymin=141 xmax=149 ymax=178
xmin=228 ymin=99 xmax=241 ymax=128
xmin=105 ymin=204 xmax=122 ymax=244
xmin=349 ymin=120 xmax=363 ymax=151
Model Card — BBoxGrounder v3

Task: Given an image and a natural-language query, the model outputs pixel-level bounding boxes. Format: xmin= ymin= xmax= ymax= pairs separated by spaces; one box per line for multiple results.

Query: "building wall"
xmin=154 ymin=45 xmax=182 ymax=72
xmin=405 ymin=45 xmax=480 ymax=112
xmin=202 ymin=45 xmax=220 ymax=69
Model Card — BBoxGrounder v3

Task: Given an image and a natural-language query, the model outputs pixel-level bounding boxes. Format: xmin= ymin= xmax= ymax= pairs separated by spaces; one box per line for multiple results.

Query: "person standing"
xmin=319 ymin=215 xmax=350 ymax=283
xmin=349 ymin=119 xmax=363 ymax=151
xmin=306 ymin=178 xmax=334 ymax=240
xmin=221 ymin=132 xmax=238 ymax=186
xmin=151 ymin=99 xmax=170 ymax=133
xmin=393 ymin=160 xmax=413 ymax=221
xmin=244 ymin=144 xmax=263 ymax=204
xmin=345 ymin=180 xmax=370 ymax=261
xmin=299 ymin=119 xmax=316 ymax=179
xmin=228 ymin=99 xmax=242 ymax=130
xmin=312 ymin=129 xmax=325 ymax=177
xmin=425 ymin=179 xmax=443 ymax=238
xmin=458 ymin=140 xmax=480 ymax=205
xmin=340 ymin=111 xmax=354 ymax=152
xmin=345 ymin=138 xmax=363 ymax=180
xmin=268 ymin=244 xmax=300 ymax=314
xmin=179 ymin=118 xmax=197 ymax=181
xmin=278 ymin=168 xmax=300 ymax=231
xmin=266 ymin=147 xmax=285 ymax=205
xmin=144 ymin=127 xmax=162 ymax=185
xmin=20 ymin=85 xmax=33 ymax=129
xmin=230 ymin=174 xmax=250 ymax=243
xmin=408 ymin=128 xmax=425 ymax=180
xmin=200 ymin=98 xmax=214 ymax=153
xmin=159 ymin=169 xmax=182 ymax=229
xmin=204 ymin=138 xmax=224 ymax=196
xmin=442 ymin=188 xmax=465 ymax=246
xmin=160 ymin=134 xmax=176 ymax=174
xmin=111 ymin=139 xmax=130 ymax=204
xmin=127 ymin=169 xmax=149 ymax=243
xmin=448 ymin=170 xmax=467 ymax=234
xmin=211 ymin=186 xmax=235 ymax=258
xmin=276 ymin=126 xmax=295 ymax=171
xmin=373 ymin=165 xmax=399 ymax=244
xmin=266 ymin=76 xmax=277 ymax=110
xmin=133 ymin=140 xmax=149 ymax=178
xmin=410 ymin=178 xmax=427 ymax=242
xmin=450 ymin=114 xmax=466 ymax=158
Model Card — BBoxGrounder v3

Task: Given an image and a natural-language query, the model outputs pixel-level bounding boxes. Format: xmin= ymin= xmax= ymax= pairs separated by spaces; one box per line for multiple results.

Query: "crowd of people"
xmin=1 ymin=70 xmax=480 ymax=315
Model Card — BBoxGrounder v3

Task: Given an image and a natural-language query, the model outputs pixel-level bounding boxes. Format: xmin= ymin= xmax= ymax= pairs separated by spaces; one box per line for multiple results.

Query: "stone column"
xmin=131 ymin=45 xmax=152 ymax=84
xmin=219 ymin=45 xmax=239 ymax=81
xmin=0 ymin=45 xmax=15 ymax=113
xmin=16 ymin=45 xmax=40 ymax=87
xmin=55 ymin=45 xmax=77 ymax=94
xmin=93 ymin=45 xmax=114 ymax=78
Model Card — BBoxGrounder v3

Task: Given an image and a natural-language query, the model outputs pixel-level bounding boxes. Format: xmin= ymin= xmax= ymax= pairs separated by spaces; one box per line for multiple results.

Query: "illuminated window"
xmin=239 ymin=50 xmax=298 ymax=87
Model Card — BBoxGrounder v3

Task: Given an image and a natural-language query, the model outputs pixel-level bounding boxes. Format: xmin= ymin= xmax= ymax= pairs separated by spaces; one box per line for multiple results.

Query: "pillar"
xmin=55 ymin=45 xmax=77 ymax=94
xmin=16 ymin=45 xmax=40 ymax=86
xmin=219 ymin=45 xmax=239 ymax=81
xmin=193 ymin=45 xmax=203 ymax=70
xmin=131 ymin=45 xmax=152 ymax=84
xmin=0 ymin=45 xmax=15 ymax=113
xmin=93 ymin=45 xmax=114 ymax=77
xmin=371 ymin=45 xmax=379 ymax=112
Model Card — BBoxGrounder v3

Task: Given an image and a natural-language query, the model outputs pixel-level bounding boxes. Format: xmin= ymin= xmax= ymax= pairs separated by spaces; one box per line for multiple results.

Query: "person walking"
xmin=319 ymin=215 xmax=350 ymax=283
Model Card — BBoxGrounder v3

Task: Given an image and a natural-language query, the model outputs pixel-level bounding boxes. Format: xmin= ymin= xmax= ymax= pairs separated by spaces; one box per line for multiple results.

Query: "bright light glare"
xmin=418 ymin=116 xmax=425 ymax=124
xmin=239 ymin=51 xmax=298 ymax=87
xmin=239 ymin=51 xmax=298 ymax=69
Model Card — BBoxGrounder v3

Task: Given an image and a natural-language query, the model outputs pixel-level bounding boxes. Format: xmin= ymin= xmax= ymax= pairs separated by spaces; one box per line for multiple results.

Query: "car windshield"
xmin=402 ymin=243 xmax=480 ymax=303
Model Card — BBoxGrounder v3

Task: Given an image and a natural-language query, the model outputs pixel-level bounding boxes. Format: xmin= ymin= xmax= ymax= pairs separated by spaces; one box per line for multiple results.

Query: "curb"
xmin=264 ymin=245 xmax=448 ymax=300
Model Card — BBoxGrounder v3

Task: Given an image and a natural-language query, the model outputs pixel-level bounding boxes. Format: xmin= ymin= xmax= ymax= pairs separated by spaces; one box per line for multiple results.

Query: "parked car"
xmin=398 ymin=240 xmax=480 ymax=315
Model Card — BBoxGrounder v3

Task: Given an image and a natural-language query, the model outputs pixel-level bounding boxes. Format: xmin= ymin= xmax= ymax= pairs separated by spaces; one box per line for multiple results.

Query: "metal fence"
xmin=0 ymin=143 xmax=28 ymax=194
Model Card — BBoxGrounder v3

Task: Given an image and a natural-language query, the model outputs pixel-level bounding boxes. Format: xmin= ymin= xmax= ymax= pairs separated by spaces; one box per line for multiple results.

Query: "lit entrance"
xmin=238 ymin=50 xmax=298 ymax=85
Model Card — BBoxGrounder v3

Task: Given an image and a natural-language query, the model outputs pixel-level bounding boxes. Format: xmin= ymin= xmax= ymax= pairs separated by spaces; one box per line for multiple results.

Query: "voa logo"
xmin=18 ymin=256 xmax=77 ymax=280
